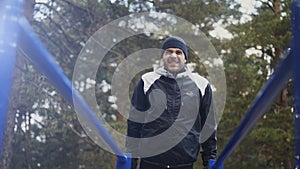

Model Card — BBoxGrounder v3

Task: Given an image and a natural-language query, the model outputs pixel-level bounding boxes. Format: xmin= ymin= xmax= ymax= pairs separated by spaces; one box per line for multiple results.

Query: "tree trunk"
xmin=272 ymin=0 xmax=288 ymax=107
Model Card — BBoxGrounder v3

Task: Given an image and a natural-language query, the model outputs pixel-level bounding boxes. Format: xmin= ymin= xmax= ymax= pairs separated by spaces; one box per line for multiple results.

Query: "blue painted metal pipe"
xmin=18 ymin=17 xmax=127 ymax=160
xmin=292 ymin=0 xmax=300 ymax=168
xmin=0 ymin=0 xmax=23 ymax=157
xmin=116 ymin=154 xmax=131 ymax=169
xmin=211 ymin=50 xmax=293 ymax=169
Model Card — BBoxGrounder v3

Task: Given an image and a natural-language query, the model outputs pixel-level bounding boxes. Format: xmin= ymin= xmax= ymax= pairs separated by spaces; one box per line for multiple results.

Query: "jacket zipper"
xmin=171 ymin=81 xmax=177 ymax=122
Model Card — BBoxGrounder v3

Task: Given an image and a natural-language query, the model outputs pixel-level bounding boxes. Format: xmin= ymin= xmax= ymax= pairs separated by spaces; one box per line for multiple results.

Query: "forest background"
xmin=0 ymin=0 xmax=295 ymax=168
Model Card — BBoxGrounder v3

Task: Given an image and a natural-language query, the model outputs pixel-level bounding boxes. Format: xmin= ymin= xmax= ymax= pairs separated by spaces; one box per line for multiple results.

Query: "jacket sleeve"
xmin=126 ymin=79 xmax=150 ymax=169
xmin=200 ymin=84 xmax=217 ymax=169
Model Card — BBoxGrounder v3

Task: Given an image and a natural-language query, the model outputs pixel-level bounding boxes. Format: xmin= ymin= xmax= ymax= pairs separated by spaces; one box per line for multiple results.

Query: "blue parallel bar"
xmin=292 ymin=0 xmax=300 ymax=168
xmin=209 ymin=160 xmax=223 ymax=169
xmin=17 ymin=17 xmax=131 ymax=168
xmin=116 ymin=154 xmax=131 ymax=169
xmin=0 ymin=0 xmax=23 ymax=157
xmin=211 ymin=50 xmax=293 ymax=169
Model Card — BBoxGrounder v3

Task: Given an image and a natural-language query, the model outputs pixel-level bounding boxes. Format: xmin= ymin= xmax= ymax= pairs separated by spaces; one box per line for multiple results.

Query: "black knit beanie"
xmin=161 ymin=36 xmax=188 ymax=60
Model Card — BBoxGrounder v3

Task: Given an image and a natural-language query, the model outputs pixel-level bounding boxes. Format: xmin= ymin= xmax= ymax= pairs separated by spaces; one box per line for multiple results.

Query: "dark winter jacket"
xmin=126 ymin=67 xmax=217 ymax=169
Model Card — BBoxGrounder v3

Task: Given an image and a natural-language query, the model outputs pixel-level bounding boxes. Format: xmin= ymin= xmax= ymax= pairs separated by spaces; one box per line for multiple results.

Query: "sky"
xmin=210 ymin=0 xmax=262 ymax=39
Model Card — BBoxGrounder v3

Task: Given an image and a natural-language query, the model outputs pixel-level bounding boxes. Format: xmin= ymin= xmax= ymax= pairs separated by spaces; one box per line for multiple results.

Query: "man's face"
xmin=162 ymin=48 xmax=186 ymax=73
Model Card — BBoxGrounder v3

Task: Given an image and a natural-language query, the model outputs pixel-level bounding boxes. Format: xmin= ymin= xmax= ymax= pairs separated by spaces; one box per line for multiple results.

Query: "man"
xmin=126 ymin=36 xmax=217 ymax=169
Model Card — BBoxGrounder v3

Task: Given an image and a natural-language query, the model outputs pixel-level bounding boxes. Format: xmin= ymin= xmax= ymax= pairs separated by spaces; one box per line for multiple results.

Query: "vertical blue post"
xmin=0 ymin=0 xmax=23 ymax=157
xmin=209 ymin=159 xmax=223 ymax=169
xmin=292 ymin=0 xmax=300 ymax=168
xmin=116 ymin=154 xmax=131 ymax=169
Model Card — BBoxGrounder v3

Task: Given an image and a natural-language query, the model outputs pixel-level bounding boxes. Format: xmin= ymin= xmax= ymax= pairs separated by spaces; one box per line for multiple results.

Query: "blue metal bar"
xmin=17 ymin=17 xmax=127 ymax=159
xmin=211 ymin=50 xmax=293 ymax=169
xmin=292 ymin=0 xmax=300 ymax=168
xmin=209 ymin=159 xmax=223 ymax=169
xmin=0 ymin=0 xmax=23 ymax=157
xmin=116 ymin=154 xmax=131 ymax=169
